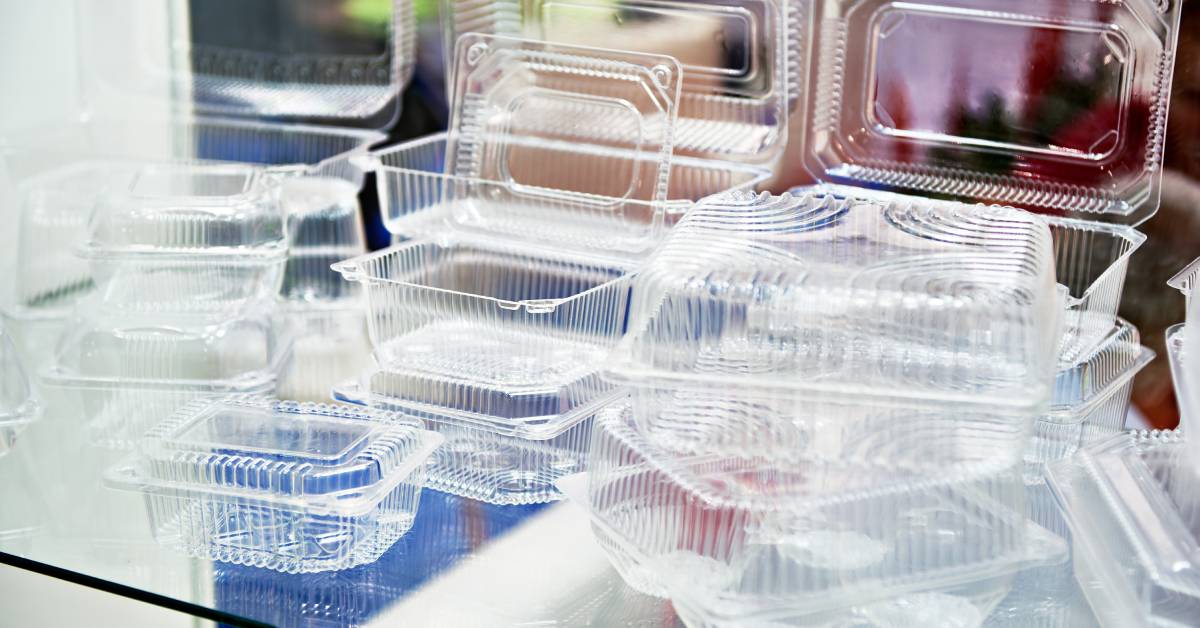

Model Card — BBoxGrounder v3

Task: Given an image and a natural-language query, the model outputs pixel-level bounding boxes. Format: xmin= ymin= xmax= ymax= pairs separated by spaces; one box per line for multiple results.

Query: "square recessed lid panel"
xmin=439 ymin=34 xmax=682 ymax=253
xmin=803 ymin=0 xmax=1181 ymax=224
xmin=442 ymin=0 xmax=798 ymax=163
xmin=75 ymin=0 xmax=415 ymax=127
xmin=133 ymin=396 xmax=441 ymax=514
xmin=607 ymin=188 xmax=1061 ymax=412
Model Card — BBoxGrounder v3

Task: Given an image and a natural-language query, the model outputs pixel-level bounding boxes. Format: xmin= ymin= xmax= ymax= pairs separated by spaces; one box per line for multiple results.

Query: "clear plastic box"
xmin=609 ymin=189 xmax=1062 ymax=436
xmin=78 ymin=162 xmax=288 ymax=315
xmin=334 ymin=373 xmax=599 ymax=506
xmin=278 ymin=304 xmax=371 ymax=404
xmin=280 ymin=175 xmax=366 ymax=304
xmin=1029 ymin=319 xmax=1154 ymax=468
xmin=580 ymin=401 xmax=1029 ymax=624
xmin=1047 ymin=430 xmax=1200 ymax=628
xmin=77 ymin=0 xmax=415 ymax=126
xmin=41 ymin=303 xmax=293 ymax=448
xmin=801 ymin=0 xmax=1180 ymax=222
xmin=0 ymin=323 xmax=40 ymax=458
xmin=106 ymin=397 xmax=443 ymax=573
xmin=440 ymin=0 xmax=801 ymax=163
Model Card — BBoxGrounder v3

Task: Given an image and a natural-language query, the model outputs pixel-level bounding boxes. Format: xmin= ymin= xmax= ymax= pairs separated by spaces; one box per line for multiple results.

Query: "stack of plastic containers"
xmin=335 ymin=34 xmax=770 ymax=505
xmin=574 ymin=188 xmax=1062 ymax=624
xmin=276 ymin=162 xmax=373 ymax=403
xmin=41 ymin=163 xmax=294 ymax=448
xmin=107 ymin=396 xmax=443 ymax=573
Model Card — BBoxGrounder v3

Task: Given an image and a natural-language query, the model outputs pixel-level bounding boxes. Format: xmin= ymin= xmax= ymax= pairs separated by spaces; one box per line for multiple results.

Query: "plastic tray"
xmin=334 ymin=375 xmax=599 ymax=506
xmin=280 ymin=176 xmax=366 ymax=304
xmin=0 ymin=323 xmax=40 ymax=458
xmin=801 ymin=0 xmax=1180 ymax=222
xmin=370 ymin=132 xmax=771 ymax=251
xmin=107 ymin=397 xmax=443 ymax=573
xmin=1029 ymin=319 xmax=1154 ymax=468
xmin=1047 ymin=430 xmax=1200 ymax=628
xmin=76 ymin=0 xmax=415 ymax=126
xmin=440 ymin=0 xmax=800 ymax=163
xmin=580 ymin=401 xmax=1028 ymax=623
xmin=609 ymin=189 xmax=1061 ymax=420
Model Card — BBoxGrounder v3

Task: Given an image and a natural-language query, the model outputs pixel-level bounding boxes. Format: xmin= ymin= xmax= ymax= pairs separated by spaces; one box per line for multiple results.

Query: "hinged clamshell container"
xmin=608 ymin=189 xmax=1062 ymax=457
xmin=107 ymin=396 xmax=443 ymax=573
xmin=796 ymin=0 xmax=1181 ymax=362
xmin=1166 ymin=257 xmax=1200 ymax=465
xmin=1048 ymin=430 xmax=1200 ymax=628
xmin=577 ymin=401 xmax=1029 ymax=625
xmin=440 ymin=0 xmax=806 ymax=164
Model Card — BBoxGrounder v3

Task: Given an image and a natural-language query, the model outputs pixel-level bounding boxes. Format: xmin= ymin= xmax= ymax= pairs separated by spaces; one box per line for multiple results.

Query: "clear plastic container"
xmin=77 ymin=0 xmax=415 ymax=126
xmin=801 ymin=0 xmax=1180 ymax=223
xmin=106 ymin=396 xmax=443 ymax=574
xmin=0 ymin=323 xmax=40 ymax=458
xmin=1047 ymin=430 xmax=1200 ymax=628
xmin=334 ymin=373 xmax=599 ymax=505
xmin=278 ymin=304 xmax=371 ymax=404
xmin=280 ymin=175 xmax=366 ymax=304
xmin=1029 ymin=319 xmax=1154 ymax=468
xmin=580 ymin=401 xmax=1029 ymax=624
xmin=41 ymin=303 xmax=293 ymax=448
xmin=79 ymin=163 xmax=288 ymax=315
xmin=609 ymin=189 xmax=1062 ymax=432
xmin=440 ymin=0 xmax=800 ymax=163
xmin=1168 ymin=257 xmax=1200 ymax=465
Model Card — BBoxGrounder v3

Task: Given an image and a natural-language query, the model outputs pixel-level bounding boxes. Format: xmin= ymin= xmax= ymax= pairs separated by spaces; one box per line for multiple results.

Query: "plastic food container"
xmin=78 ymin=162 xmax=288 ymax=316
xmin=0 ymin=323 xmax=39 ymax=457
xmin=1047 ymin=430 xmax=1200 ymax=628
xmin=440 ymin=0 xmax=802 ymax=163
xmin=608 ymin=189 xmax=1060 ymax=460
xmin=581 ymin=401 xmax=1028 ymax=624
xmin=1167 ymin=257 xmax=1200 ymax=465
xmin=278 ymin=304 xmax=371 ymax=404
xmin=107 ymin=397 xmax=443 ymax=573
xmin=280 ymin=175 xmax=366 ymax=304
xmin=41 ymin=303 xmax=293 ymax=448
xmin=1029 ymin=318 xmax=1154 ymax=468
xmin=336 ymin=371 xmax=601 ymax=506
xmin=794 ymin=0 xmax=1180 ymax=361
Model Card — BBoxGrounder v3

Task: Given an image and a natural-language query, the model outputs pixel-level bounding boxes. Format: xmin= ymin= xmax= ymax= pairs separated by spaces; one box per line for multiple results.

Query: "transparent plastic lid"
xmin=1168 ymin=257 xmax=1200 ymax=466
xmin=802 ymin=0 xmax=1181 ymax=224
xmin=434 ymin=34 xmax=682 ymax=253
xmin=442 ymin=0 xmax=795 ymax=163
xmin=81 ymin=163 xmax=286 ymax=260
xmin=1047 ymin=430 xmax=1200 ymax=626
xmin=43 ymin=305 xmax=292 ymax=392
xmin=75 ymin=0 xmax=415 ymax=127
xmin=608 ymin=188 xmax=1062 ymax=412
xmin=119 ymin=396 xmax=441 ymax=514
xmin=1050 ymin=318 xmax=1153 ymax=416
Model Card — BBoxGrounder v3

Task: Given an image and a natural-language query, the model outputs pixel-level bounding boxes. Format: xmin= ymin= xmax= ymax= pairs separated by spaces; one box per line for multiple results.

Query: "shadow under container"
xmin=581 ymin=402 xmax=1029 ymax=626
xmin=107 ymin=397 xmax=443 ymax=574
xmin=335 ymin=36 xmax=768 ymax=504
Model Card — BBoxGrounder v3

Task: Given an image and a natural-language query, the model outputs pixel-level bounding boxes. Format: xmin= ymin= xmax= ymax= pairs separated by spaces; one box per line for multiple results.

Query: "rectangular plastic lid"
xmin=431 ymin=34 xmax=682 ymax=254
xmin=442 ymin=0 xmax=794 ymax=163
xmin=802 ymin=0 xmax=1181 ymax=225
xmin=74 ymin=0 xmax=415 ymax=127
xmin=130 ymin=397 xmax=442 ymax=512
xmin=607 ymin=188 xmax=1061 ymax=412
